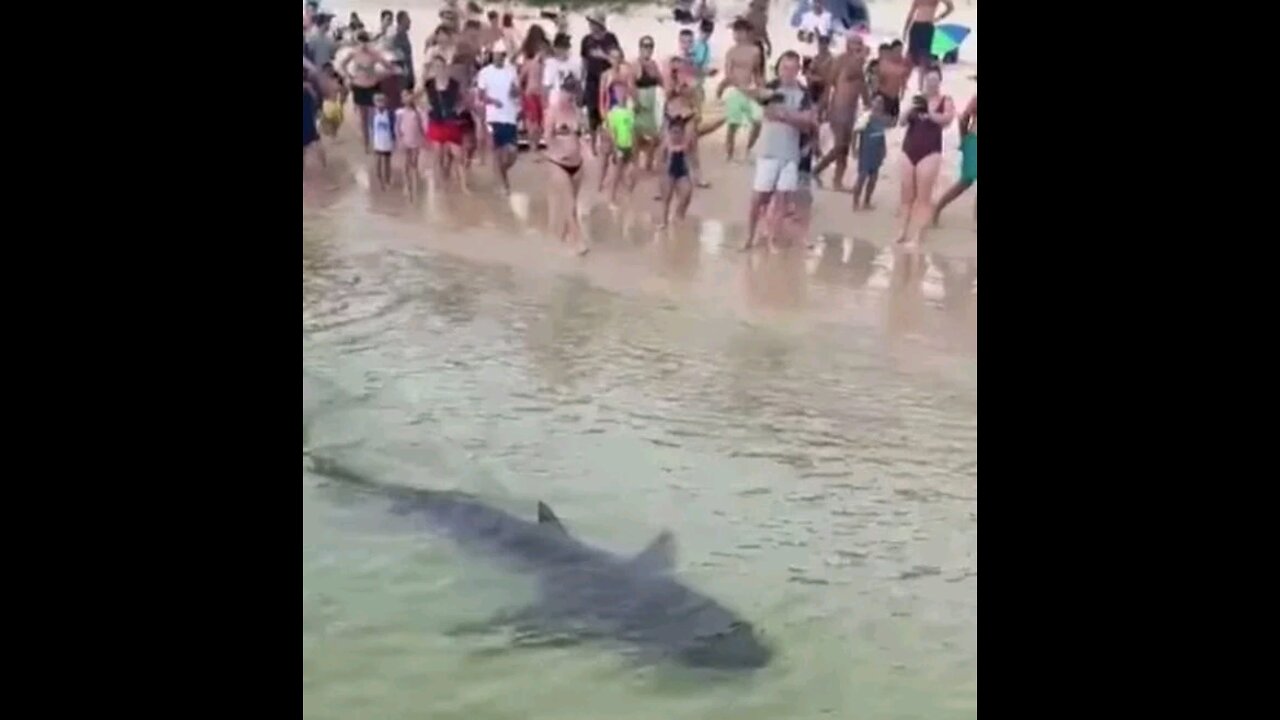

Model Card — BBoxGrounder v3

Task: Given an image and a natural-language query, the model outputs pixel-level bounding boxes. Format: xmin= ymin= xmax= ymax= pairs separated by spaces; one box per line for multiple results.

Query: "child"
xmin=396 ymin=89 xmax=425 ymax=198
xmin=658 ymin=100 xmax=695 ymax=228
xmin=319 ymin=63 xmax=346 ymax=138
xmin=370 ymin=92 xmax=396 ymax=189
xmin=852 ymin=94 xmax=888 ymax=210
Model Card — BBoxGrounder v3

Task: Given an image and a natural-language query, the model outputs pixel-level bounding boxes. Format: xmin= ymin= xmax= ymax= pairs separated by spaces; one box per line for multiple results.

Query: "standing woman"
xmin=339 ymin=31 xmax=394 ymax=152
xmin=518 ymin=25 xmax=550 ymax=144
xmin=634 ymin=36 xmax=663 ymax=171
xmin=543 ymin=76 xmax=589 ymax=255
xmin=896 ymin=66 xmax=953 ymax=247
xmin=596 ymin=47 xmax=632 ymax=193
xmin=423 ymin=55 xmax=471 ymax=191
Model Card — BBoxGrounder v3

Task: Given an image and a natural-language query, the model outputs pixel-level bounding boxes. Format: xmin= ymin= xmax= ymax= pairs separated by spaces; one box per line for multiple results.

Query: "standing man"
xmin=391 ymin=11 xmax=414 ymax=93
xmin=374 ymin=9 xmax=394 ymax=45
xmin=306 ymin=13 xmax=337 ymax=70
xmin=717 ymin=18 xmax=764 ymax=162
xmin=580 ymin=11 xmax=620 ymax=155
xmin=477 ymin=49 xmax=521 ymax=194
xmin=812 ymin=31 xmax=869 ymax=190
xmin=745 ymin=51 xmax=816 ymax=252
xmin=876 ymin=40 xmax=910 ymax=121
xmin=901 ymin=0 xmax=954 ymax=91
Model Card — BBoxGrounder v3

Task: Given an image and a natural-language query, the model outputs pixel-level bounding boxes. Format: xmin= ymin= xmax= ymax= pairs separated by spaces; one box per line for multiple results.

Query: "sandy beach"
xmin=305 ymin=0 xmax=977 ymax=355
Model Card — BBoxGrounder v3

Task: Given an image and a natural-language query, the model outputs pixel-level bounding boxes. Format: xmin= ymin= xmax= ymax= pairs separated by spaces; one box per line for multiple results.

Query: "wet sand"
xmin=305 ymin=0 xmax=977 ymax=356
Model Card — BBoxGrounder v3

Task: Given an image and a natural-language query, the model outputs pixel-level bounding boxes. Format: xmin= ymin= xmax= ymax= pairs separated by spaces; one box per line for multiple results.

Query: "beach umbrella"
xmin=930 ymin=24 xmax=971 ymax=60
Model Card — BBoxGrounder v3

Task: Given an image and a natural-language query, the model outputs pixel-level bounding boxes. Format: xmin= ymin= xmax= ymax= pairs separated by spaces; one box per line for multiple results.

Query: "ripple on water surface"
xmin=303 ymin=228 xmax=976 ymax=720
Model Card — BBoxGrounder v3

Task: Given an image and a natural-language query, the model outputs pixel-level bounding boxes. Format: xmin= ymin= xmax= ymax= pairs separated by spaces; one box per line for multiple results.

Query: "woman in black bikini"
xmin=897 ymin=66 xmax=953 ymax=248
xmin=543 ymin=77 xmax=588 ymax=255
xmin=635 ymin=37 xmax=663 ymax=172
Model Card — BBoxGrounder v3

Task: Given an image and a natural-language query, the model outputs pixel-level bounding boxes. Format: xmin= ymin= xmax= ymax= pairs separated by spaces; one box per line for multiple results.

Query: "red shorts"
xmin=521 ymin=94 xmax=543 ymax=128
xmin=427 ymin=119 xmax=464 ymax=145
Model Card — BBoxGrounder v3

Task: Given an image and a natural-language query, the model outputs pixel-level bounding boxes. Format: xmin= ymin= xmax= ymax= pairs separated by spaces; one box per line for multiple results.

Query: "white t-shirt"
xmin=541 ymin=55 xmax=582 ymax=93
xmin=800 ymin=11 xmax=833 ymax=39
xmin=476 ymin=63 xmax=519 ymax=124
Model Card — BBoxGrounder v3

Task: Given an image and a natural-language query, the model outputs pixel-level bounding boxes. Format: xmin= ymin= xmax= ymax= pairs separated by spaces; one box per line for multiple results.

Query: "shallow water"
xmin=303 ymin=196 xmax=977 ymax=718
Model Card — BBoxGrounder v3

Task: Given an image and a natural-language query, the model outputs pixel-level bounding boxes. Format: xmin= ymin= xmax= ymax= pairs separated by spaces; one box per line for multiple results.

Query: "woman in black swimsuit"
xmin=635 ymin=36 xmax=663 ymax=171
xmin=897 ymin=66 xmax=953 ymax=248
xmin=657 ymin=100 xmax=695 ymax=228
xmin=543 ymin=76 xmax=588 ymax=255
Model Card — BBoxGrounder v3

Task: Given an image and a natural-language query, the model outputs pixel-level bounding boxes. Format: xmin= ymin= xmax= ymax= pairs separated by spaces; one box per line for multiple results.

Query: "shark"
xmin=310 ymin=457 xmax=774 ymax=670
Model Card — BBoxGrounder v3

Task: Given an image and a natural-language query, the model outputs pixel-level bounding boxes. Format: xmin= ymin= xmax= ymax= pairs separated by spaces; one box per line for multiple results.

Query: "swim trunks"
xmin=607 ymin=105 xmax=635 ymax=151
xmin=724 ymin=87 xmax=763 ymax=128
xmin=490 ymin=122 xmax=518 ymax=148
xmin=521 ymin=93 xmax=543 ymax=128
xmin=960 ymin=133 xmax=977 ymax=183
xmin=908 ymin=22 xmax=935 ymax=64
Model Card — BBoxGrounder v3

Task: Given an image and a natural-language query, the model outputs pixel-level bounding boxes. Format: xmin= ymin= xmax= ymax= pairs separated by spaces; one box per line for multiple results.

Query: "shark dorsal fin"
xmin=537 ymin=501 xmax=568 ymax=534
xmin=631 ymin=530 xmax=677 ymax=573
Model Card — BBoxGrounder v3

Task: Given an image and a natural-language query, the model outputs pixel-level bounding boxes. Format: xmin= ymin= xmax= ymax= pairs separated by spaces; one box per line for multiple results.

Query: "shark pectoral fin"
xmin=537 ymin=501 xmax=569 ymax=534
xmin=630 ymin=530 xmax=677 ymax=573
xmin=444 ymin=606 xmax=540 ymax=638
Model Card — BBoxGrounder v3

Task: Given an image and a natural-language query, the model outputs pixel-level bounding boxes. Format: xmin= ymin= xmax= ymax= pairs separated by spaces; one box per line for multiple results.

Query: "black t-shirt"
xmin=580 ymin=32 xmax=620 ymax=87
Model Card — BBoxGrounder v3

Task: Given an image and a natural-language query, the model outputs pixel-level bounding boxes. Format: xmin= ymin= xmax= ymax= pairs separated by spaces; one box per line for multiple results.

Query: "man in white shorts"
xmin=745 ymin=51 xmax=816 ymax=252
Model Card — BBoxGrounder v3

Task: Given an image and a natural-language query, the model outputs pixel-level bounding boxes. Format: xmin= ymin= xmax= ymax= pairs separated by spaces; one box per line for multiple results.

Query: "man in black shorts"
xmin=901 ymin=0 xmax=954 ymax=91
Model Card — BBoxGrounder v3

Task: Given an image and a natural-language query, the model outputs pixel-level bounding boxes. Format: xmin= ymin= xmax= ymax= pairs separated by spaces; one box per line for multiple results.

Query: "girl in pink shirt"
xmin=396 ymin=89 xmax=426 ymax=198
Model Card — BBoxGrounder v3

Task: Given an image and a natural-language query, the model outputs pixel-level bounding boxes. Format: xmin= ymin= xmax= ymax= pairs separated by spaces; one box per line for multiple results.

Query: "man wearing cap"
xmin=580 ymin=11 xmax=620 ymax=153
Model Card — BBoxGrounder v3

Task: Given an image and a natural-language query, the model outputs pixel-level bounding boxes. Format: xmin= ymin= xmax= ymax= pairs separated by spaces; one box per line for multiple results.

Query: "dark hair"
xmin=679 ymin=29 xmax=694 ymax=39
xmin=560 ymin=74 xmax=581 ymax=93
xmin=639 ymin=35 xmax=654 ymax=47
xmin=779 ymin=50 xmax=801 ymax=64
xmin=732 ymin=18 xmax=753 ymax=33
xmin=502 ymin=13 xmax=513 ymax=27
xmin=464 ymin=19 xmax=482 ymax=31
xmin=467 ymin=1 xmax=482 ymax=13
xmin=553 ymin=32 xmax=572 ymax=49
xmin=889 ymin=39 xmax=904 ymax=48
xmin=356 ymin=30 xmax=371 ymax=43
xmin=878 ymin=43 xmax=890 ymax=52
xmin=523 ymin=25 xmax=550 ymax=58
xmin=925 ymin=64 xmax=942 ymax=78
xmin=396 ymin=10 xmax=409 ymax=24
xmin=380 ymin=9 xmax=393 ymax=21
xmin=699 ymin=19 xmax=714 ymax=34
xmin=488 ymin=10 xmax=498 ymax=20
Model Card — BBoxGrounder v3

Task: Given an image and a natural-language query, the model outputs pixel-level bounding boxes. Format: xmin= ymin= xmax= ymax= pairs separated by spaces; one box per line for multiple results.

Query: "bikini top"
xmin=636 ymin=62 xmax=661 ymax=88
xmin=425 ymin=78 xmax=461 ymax=120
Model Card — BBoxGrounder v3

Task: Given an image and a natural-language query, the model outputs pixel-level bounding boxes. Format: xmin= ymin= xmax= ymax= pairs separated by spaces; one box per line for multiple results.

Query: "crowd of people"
xmin=302 ymin=0 xmax=976 ymax=254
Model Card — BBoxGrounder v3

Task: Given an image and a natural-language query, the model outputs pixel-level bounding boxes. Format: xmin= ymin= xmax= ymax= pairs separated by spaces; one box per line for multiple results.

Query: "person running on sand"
xmin=902 ymin=0 xmax=954 ymax=92
xmin=396 ymin=89 xmax=425 ymax=198
xmin=745 ymin=51 xmax=816 ymax=253
xmin=544 ymin=76 xmax=589 ymax=255
xmin=897 ymin=66 xmax=953 ymax=247
xmin=932 ymin=91 xmax=976 ymax=225
xmin=813 ymin=31 xmax=870 ymax=190
xmin=476 ymin=48 xmax=521 ymax=194
xmin=634 ymin=36 xmax=663 ymax=171
xmin=718 ymin=18 xmax=764 ymax=162
xmin=340 ymin=31 xmax=394 ymax=152
xmin=424 ymin=55 xmax=471 ymax=191
xmin=658 ymin=95 xmax=696 ymax=228
xmin=370 ymin=92 xmax=396 ymax=189
xmin=852 ymin=93 xmax=889 ymax=210
xmin=518 ymin=25 xmax=550 ymax=144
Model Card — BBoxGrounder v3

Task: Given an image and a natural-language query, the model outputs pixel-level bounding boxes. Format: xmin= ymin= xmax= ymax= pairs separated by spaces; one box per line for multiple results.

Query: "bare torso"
xmin=830 ymin=49 xmax=868 ymax=115
xmin=877 ymin=57 xmax=910 ymax=98
xmin=908 ymin=0 xmax=950 ymax=24
xmin=725 ymin=42 xmax=762 ymax=92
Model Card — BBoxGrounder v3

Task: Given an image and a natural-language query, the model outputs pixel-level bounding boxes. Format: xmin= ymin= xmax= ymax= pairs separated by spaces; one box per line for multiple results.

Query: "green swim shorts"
xmin=724 ymin=87 xmax=763 ymax=128
xmin=960 ymin=133 xmax=977 ymax=183
xmin=607 ymin=106 xmax=635 ymax=151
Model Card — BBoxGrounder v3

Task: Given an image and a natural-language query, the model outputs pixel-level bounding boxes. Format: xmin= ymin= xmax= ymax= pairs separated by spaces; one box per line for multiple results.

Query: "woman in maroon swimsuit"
xmin=897 ymin=66 xmax=954 ymax=247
